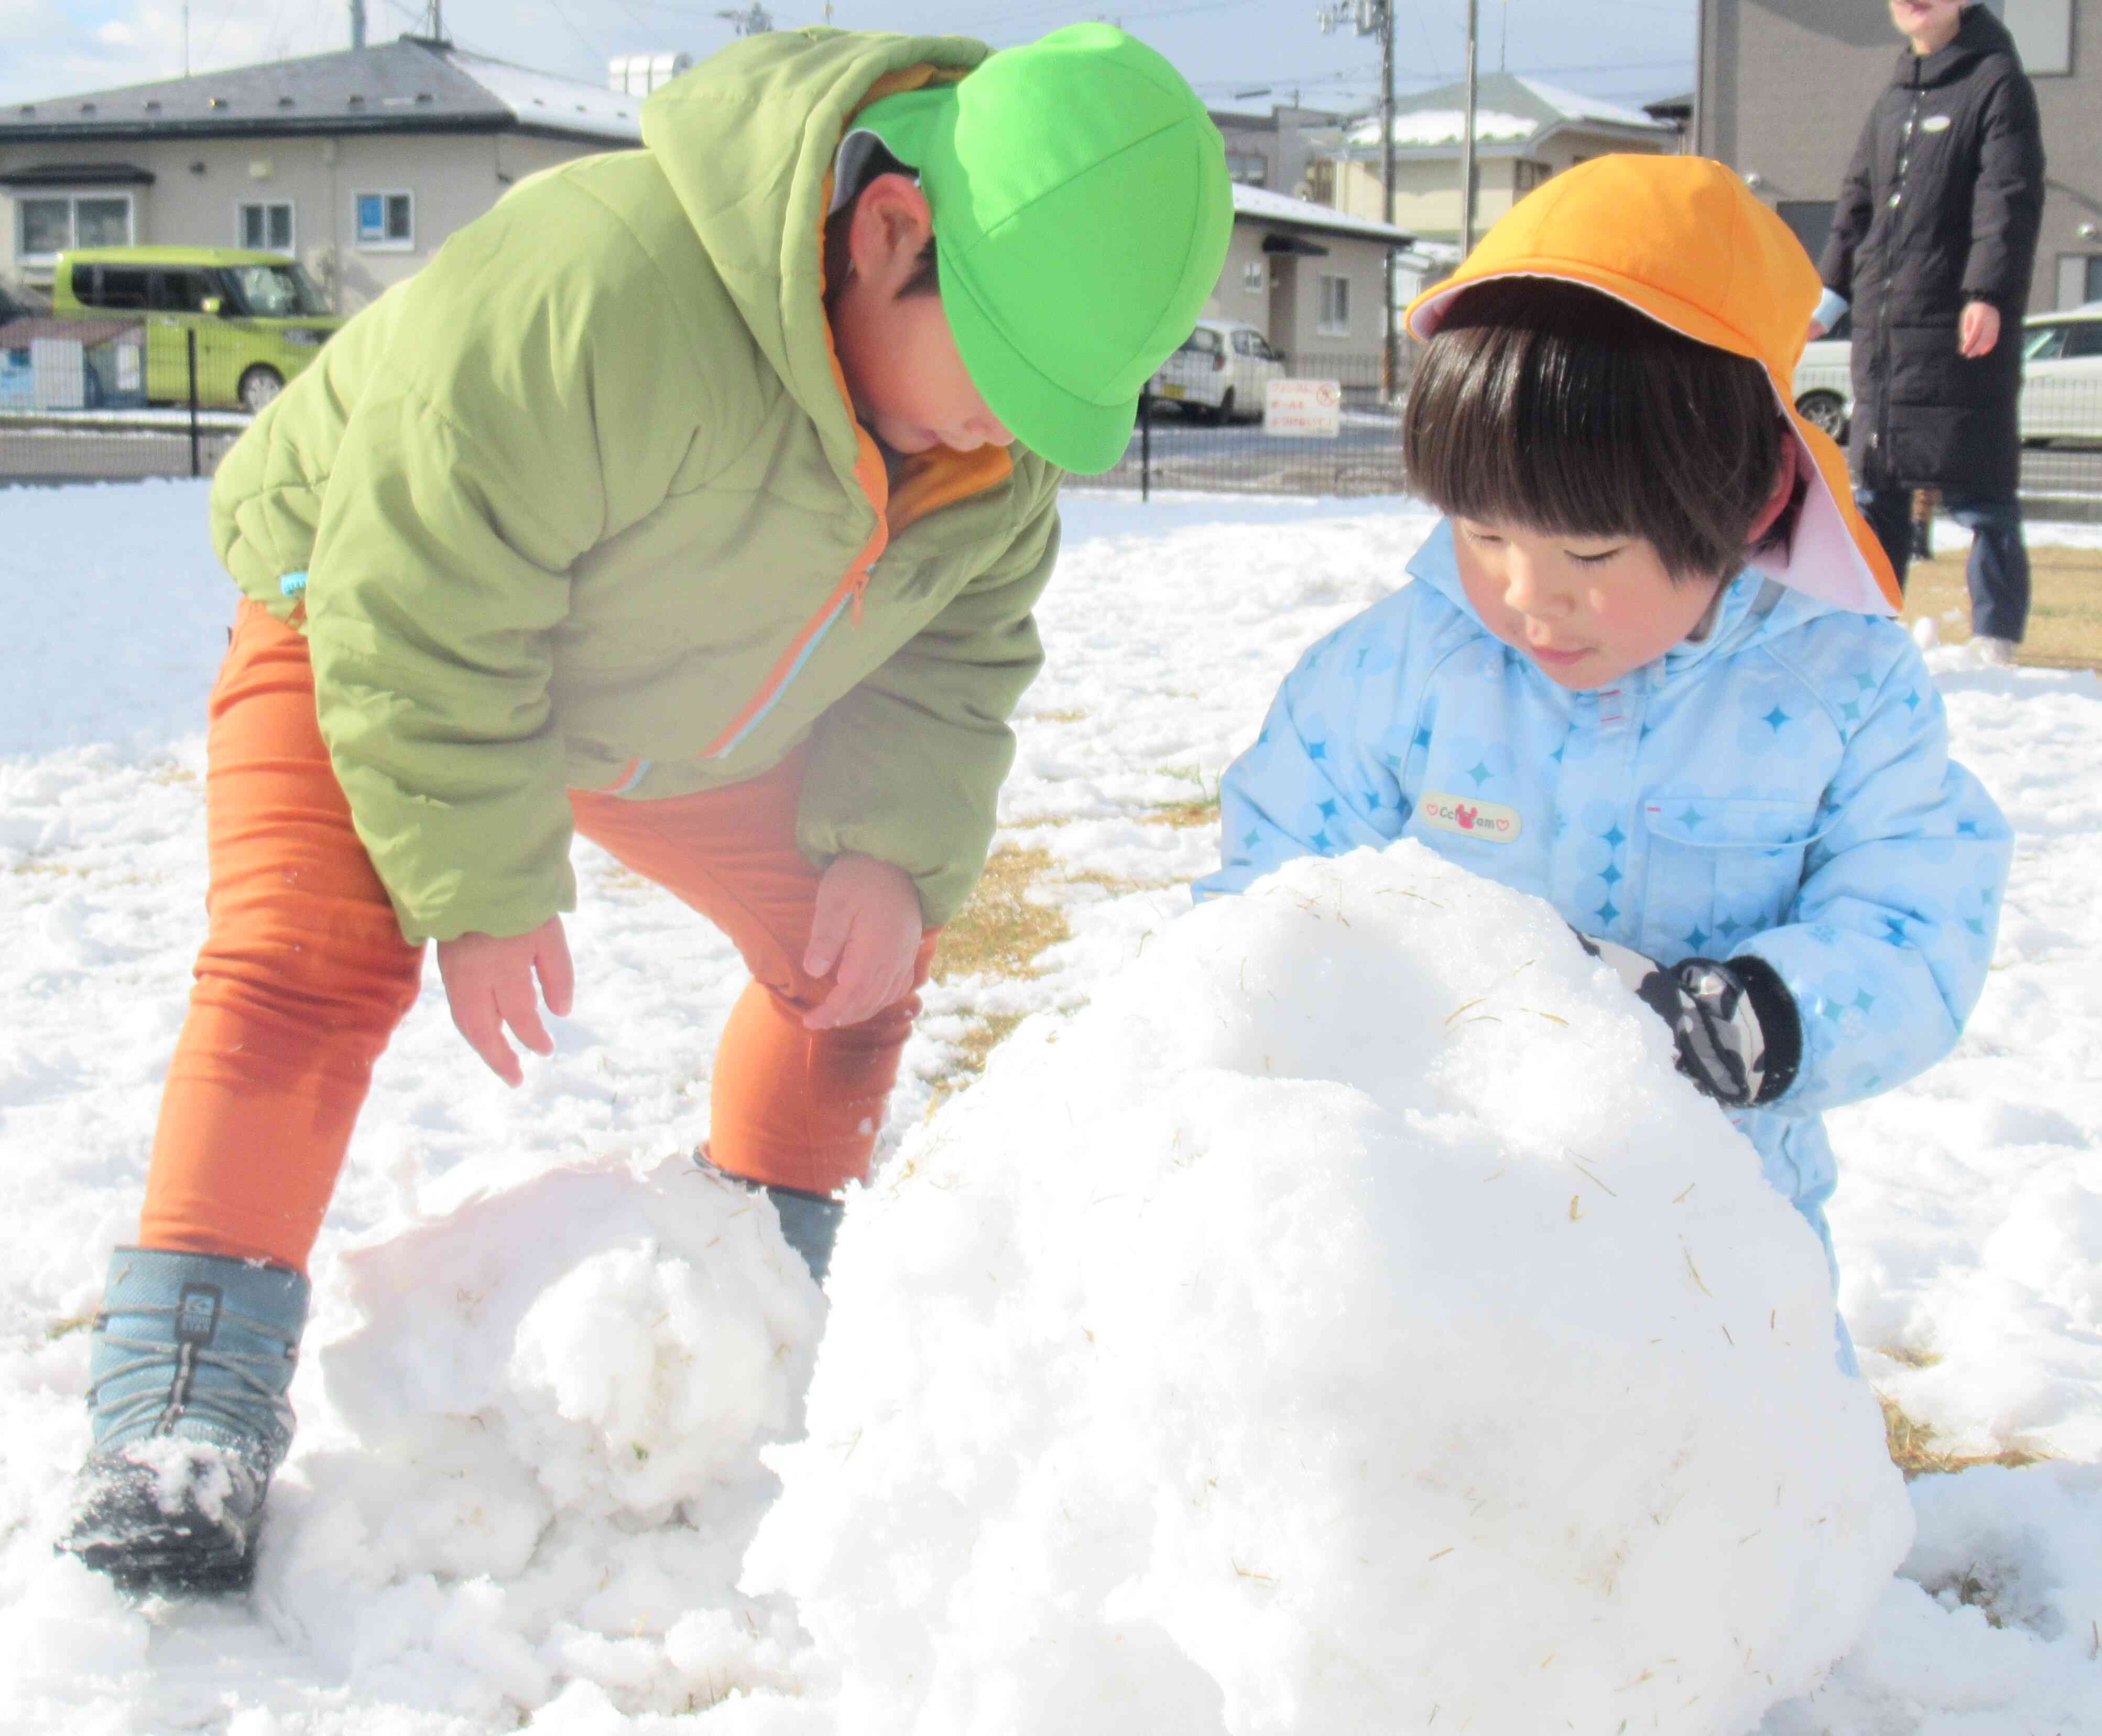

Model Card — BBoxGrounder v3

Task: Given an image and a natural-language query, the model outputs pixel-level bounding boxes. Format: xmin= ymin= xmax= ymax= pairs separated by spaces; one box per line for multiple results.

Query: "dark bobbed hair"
xmin=822 ymin=141 xmax=941 ymax=307
xmin=1401 ymin=278 xmax=1798 ymax=583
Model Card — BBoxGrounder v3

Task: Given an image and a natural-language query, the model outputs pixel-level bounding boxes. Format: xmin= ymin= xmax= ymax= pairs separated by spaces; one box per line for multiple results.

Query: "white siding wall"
xmin=2 ymin=129 xmax=617 ymax=311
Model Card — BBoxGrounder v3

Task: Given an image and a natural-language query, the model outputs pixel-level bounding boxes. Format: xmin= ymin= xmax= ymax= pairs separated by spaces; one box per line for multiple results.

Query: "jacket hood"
xmin=641 ymin=28 xmax=987 ymax=488
xmin=1896 ymin=3 xmax=2019 ymax=88
xmin=1405 ymin=520 xmax=1843 ymax=695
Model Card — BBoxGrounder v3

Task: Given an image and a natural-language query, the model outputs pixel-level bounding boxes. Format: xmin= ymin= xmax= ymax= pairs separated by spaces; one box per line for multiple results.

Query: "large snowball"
xmin=744 ymin=843 xmax=1912 ymax=1735
xmin=261 ymin=1158 xmax=824 ymax=1723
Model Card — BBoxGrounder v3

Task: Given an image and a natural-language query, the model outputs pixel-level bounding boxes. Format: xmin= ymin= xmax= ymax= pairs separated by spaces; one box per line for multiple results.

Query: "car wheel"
xmin=1795 ymin=390 xmax=1847 ymax=442
xmin=238 ymin=365 xmax=285 ymax=414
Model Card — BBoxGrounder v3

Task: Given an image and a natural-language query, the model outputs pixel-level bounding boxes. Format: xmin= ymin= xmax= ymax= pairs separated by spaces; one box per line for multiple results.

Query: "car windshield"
xmin=2021 ymin=323 xmax=2067 ymax=364
xmin=223 ymin=263 xmax=329 ymax=318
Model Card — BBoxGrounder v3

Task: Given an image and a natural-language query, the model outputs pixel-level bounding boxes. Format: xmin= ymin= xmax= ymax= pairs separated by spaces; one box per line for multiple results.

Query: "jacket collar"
xmin=1406 ymin=519 xmax=1839 ymax=697
xmin=1895 ymin=4 xmax=2017 ymax=89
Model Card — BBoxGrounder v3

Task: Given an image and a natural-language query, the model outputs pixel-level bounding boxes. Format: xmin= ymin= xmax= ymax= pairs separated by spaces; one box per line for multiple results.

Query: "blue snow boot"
xmin=693 ymin=1147 xmax=845 ymax=1284
xmin=765 ymin=1180 xmax=846 ymax=1285
xmin=58 ymin=1247 xmax=308 ymax=1595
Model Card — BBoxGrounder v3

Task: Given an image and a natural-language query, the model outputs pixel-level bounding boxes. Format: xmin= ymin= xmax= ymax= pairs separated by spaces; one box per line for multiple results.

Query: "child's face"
xmin=830 ymin=174 xmax=1015 ymax=458
xmin=1452 ymin=519 xmax=1726 ymax=692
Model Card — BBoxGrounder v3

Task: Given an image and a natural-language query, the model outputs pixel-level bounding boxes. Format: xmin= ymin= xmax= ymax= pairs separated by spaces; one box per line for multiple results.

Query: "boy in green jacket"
xmin=61 ymin=23 xmax=1230 ymax=1593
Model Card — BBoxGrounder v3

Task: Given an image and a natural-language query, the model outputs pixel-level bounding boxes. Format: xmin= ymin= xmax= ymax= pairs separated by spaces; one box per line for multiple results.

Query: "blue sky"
xmin=0 ymin=0 xmax=1697 ymax=114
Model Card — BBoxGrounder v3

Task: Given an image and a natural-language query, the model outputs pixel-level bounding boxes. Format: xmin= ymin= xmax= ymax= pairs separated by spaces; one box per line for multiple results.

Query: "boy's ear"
xmin=847 ymin=172 xmax=934 ymax=294
xmin=1746 ymin=435 xmax=1800 ymax=547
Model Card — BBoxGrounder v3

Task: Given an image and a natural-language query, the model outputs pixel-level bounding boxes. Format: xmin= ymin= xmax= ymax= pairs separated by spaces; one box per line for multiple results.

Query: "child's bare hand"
xmin=436 ymin=915 xmax=575 ymax=1086
xmin=802 ymin=854 xmax=924 ymax=1030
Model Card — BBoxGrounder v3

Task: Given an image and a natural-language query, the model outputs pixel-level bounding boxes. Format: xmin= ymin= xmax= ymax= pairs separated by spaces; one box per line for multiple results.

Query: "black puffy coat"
xmin=1820 ymin=5 xmax=2045 ymax=494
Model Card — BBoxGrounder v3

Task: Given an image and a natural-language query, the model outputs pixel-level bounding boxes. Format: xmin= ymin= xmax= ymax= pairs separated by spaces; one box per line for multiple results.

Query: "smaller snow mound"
xmin=746 ymin=844 xmax=1912 ymax=1736
xmin=261 ymin=1156 xmax=825 ymax=1726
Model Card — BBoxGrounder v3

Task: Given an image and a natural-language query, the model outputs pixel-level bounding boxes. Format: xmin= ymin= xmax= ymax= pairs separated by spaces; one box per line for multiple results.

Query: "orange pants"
xmin=140 ymin=602 xmax=940 ymax=1272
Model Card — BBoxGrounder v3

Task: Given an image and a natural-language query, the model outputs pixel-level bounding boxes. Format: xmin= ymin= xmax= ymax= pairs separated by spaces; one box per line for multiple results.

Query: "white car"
xmin=1792 ymin=332 xmax=1854 ymax=443
xmin=1150 ymin=318 xmax=1288 ymax=423
xmin=1789 ymin=302 xmax=2102 ymax=449
xmin=2019 ymin=301 xmax=2102 ymax=445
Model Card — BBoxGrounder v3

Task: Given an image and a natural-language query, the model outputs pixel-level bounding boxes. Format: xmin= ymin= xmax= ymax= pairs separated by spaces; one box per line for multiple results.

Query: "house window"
xmin=2056 ymin=255 xmax=2102 ymax=309
xmin=1513 ymin=159 xmax=1552 ymax=194
xmin=354 ymin=190 xmax=414 ymax=249
xmin=1317 ymin=274 xmax=1350 ymax=337
xmin=1244 ymin=260 xmax=1266 ymax=295
xmin=238 ymin=200 xmax=294 ymax=254
xmin=17 ymin=192 xmax=133 ymax=262
xmin=1224 ymin=150 xmax=1269 ymax=187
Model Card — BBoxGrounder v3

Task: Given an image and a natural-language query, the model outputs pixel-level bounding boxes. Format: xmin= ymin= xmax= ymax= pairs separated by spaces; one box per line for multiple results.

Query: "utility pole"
xmin=1461 ymin=0 xmax=1480 ymax=255
xmin=182 ymin=0 xmax=191 ymax=77
xmin=716 ymin=4 xmax=774 ymax=32
xmin=1316 ymin=1 xmax=1399 ymax=397
xmin=351 ymin=0 xmax=367 ymax=50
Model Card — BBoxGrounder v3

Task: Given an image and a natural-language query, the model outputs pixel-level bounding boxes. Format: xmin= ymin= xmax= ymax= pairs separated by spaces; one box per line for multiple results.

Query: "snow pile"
xmin=1352 ymin=108 xmax=1538 ymax=147
xmin=259 ymin=1159 xmax=826 ymax=1724
xmin=1773 ymin=1461 xmax=2102 ymax=1731
xmin=747 ymin=843 xmax=1913 ymax=1736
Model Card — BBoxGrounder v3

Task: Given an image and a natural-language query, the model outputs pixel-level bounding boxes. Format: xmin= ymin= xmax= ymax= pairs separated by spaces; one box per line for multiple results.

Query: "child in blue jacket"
xmin=1196 ymin=157 xmax=2011 ymax=1317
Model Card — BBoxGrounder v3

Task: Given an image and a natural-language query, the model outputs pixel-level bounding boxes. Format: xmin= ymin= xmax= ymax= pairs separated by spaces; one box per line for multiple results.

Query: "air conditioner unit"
xmin=608 ymin=52 xmax=693 ymax=95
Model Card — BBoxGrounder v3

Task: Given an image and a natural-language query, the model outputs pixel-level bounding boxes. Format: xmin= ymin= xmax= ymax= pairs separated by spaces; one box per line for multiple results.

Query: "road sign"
xmin=1264 ymin=377 xmax=1343 ymax=438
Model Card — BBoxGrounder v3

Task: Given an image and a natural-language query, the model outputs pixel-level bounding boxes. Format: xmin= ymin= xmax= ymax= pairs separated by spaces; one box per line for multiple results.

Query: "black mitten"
xmin=1575 ymin=932 xmax=1802 ymax=1109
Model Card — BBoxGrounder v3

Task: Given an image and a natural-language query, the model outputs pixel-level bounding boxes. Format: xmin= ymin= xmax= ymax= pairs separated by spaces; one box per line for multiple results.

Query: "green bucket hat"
xmin=853 ymin=24 xmax=1233 ymax=474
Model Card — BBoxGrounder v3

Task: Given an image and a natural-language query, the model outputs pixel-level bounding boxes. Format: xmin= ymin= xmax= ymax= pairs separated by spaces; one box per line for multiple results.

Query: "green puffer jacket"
xmin=209 ymin=27 xmax=1063 ymax=943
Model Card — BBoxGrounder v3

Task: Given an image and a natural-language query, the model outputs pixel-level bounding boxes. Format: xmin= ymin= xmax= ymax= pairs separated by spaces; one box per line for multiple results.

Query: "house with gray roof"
xmin=0 ymin=35 xmax=646 ymax=312
xmin=1213 ymin=182 xmax=1417 ymax=362
xmin=1317 ymin=72 xmax=1679 ymax=244
xmin=1 ymin=34 xmax=1418 ymax=363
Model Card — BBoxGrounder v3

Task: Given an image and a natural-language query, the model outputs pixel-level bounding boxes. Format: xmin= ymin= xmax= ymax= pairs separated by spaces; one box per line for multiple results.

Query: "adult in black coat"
xmin=1816 ymin=0 xmax=2045 ymax=660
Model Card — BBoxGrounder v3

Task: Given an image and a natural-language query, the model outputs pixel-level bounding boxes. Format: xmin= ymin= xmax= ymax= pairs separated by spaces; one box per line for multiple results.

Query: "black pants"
xmin=1855 ymin=485 xmax=2030 ymax=642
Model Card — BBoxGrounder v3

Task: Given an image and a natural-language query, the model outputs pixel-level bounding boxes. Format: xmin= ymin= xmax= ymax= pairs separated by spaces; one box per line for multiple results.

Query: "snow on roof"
xmin=1346 ymin=71 xmax=1673 ymax=149
xmin=1379 ymin=107 xmax=1537 ymax=148
xmin=443 ymin=46 xmax=644 ymax=143
xmin=1510 ymin=76 xmax=1663 ymax=129
xmin=1230 ymin=181 xmax=1412 ymax=245
xmin=0 ymin=37 xmax=646 ymax=146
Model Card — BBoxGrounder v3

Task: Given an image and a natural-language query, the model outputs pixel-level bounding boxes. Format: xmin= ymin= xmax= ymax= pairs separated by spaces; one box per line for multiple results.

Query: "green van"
xmin=51 ymin=246 xmax=343 ymax=413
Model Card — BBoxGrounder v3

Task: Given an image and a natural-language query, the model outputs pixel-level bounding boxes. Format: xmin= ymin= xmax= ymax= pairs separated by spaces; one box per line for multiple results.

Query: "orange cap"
xmin=1404 ymin=155 xmax=1900 ymax=615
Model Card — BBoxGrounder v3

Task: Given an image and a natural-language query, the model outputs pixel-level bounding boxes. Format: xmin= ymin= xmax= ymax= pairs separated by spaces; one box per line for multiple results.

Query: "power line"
xmin=1188 ymin=52 xmax=1687 ymax=99
xmin=541 ymin=0 xmax=611 ymax=60
xmin=953 ymin=0 xmax=1254 ymax=38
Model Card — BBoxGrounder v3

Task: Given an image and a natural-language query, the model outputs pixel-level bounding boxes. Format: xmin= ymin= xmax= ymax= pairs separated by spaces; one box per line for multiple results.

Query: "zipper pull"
xmin=851 ymin=561 xmax=876 ymax=626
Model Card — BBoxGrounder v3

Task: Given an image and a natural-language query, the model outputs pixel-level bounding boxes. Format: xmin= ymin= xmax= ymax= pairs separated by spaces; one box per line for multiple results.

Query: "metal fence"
xmin=1 ymin=321 xmax=262 ymax=485
xmin=5 ymin=324 xmax=2098 ymax=521
xmin=1069 ymin=353 xmax=2102 ymax=521
xmin=1065 ymin=354 xmax=1408 ymax=500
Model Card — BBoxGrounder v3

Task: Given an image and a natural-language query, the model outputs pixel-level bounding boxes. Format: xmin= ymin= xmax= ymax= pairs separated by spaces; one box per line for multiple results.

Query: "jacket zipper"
xmin=1874 ymin=85 xmax=1926 ymax=470
xmin=693 ymin=542 xmax=885 ymax=765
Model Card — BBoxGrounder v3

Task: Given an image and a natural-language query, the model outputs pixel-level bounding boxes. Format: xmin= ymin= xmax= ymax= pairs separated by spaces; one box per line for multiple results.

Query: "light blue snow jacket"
xmin=1196 ymin=522 xmax=2012 ymax=1250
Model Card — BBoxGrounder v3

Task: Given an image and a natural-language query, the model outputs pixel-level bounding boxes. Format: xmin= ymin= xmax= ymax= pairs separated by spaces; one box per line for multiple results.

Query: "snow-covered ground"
xmin=1 ymin=480 xmax=2099 ymax=1733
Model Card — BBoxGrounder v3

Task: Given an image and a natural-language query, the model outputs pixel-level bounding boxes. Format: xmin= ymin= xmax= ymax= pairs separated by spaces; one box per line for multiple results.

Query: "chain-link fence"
xmin=1 ymin=319 xmax=273 ymax=485
xmin=6 ymin=321 xmax=2099 ymax=519
xmin=1070 ymin=351 xmax=2102 ymax=520
xmin=1065 ymin=353 xmax=1408 ymax=500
